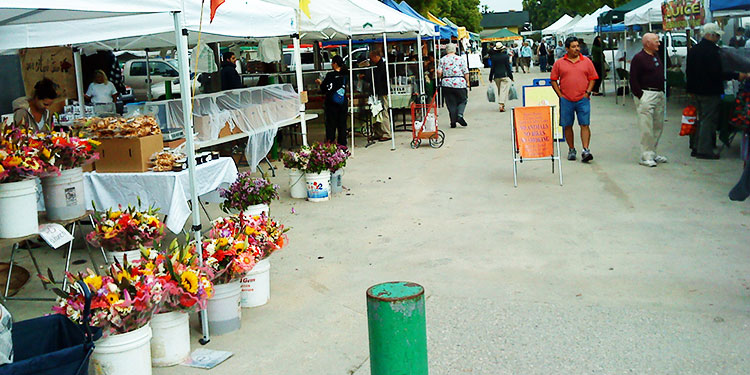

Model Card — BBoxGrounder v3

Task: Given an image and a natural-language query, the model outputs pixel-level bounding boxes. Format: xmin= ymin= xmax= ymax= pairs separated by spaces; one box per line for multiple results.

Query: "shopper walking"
xmin=630 ymin=33 xmax=667 ymax=167
xmin=520 ymin=42 xmax=532 ymax=73
xmin=537 ymin=41 xmax=548 ymax=73
xmin=686 ymin=23 xmax=748 ymax=159
xmin=591 ymin=36 xmax=605 ymax=96
xmin=437 ymin=43 xmax=469 ymax=128
xmin=316 ymin=55 xmax=349 ymax=146
xmin=554 ymin=40 xmax=566 ymax=61
xmin=489 ymin=43 xmax=513 ymax=112
xmin=550 ymin=36 xmax=599 ymax=163
xmin=368 ymin=50 xmax=392 ymax=141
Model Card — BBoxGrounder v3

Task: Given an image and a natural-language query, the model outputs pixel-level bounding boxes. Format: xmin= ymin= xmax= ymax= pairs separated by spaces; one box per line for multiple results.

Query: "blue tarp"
xmin=381 ymin=0 xmax=456 ymax=39
xmin=710 ymin=0 xmax=750 ymax=11
xmin=595 ymin=24 xmax=642 ymax=32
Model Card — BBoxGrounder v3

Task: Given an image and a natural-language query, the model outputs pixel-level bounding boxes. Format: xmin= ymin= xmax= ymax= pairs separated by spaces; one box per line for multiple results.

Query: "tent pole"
xmin=384 ymin=32 xmax=395 ymax=151
xmin=417 ymin=34 xmax=425 ymax=97
xmin=146 ymin=49 xmax=152 ymax=102
xmin=437 ymin=38 xmax=441 ymax=107
xmin=172 ymin=11 xmax=209 ymax=345
xmin=293 ymin=34 xmax=308 ymax=146
xmin=73 ymin=48 xmax=85 ymax=116
xmin=349 ymin=36 xmax=354 ymax=150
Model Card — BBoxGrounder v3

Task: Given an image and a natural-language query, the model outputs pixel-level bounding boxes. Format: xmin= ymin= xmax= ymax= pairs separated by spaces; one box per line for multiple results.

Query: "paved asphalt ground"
xmin=4 ymin=68 xmax=750 ymax=374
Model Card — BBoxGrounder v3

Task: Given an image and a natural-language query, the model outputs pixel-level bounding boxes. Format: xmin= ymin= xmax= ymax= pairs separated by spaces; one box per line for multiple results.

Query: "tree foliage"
xmin=404 ymin=0 xmax=483 ymax=32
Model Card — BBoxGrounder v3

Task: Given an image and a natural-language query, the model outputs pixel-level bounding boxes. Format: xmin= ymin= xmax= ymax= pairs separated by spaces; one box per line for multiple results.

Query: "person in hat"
xmin=686 ymin=22 xmax=749 ymax=159
xmin=488 ymin=42 xmax=513 ymax=112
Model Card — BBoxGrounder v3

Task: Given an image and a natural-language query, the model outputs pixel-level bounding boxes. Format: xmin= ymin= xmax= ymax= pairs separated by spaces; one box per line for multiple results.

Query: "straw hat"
xmin=494 ymin=42 xmax=506 ymax=52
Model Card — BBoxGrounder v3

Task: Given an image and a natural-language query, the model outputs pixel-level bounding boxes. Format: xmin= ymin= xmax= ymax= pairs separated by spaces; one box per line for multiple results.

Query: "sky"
xmin=480 ymin=0 xmax=524 ymax=12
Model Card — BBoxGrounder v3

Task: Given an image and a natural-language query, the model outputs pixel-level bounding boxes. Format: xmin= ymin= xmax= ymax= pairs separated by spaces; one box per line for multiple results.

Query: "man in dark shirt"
xmin=729 ymin=27 xmax=745 ymax=48
xmin=686 ymin=23 xmax=748 ymax=159
xmin=630 ymin=33 xmax=667 ymax=167
xmin=220 ymin=51 xmax=243 ymax=91
xmin=368 ymin=50 xmax=391 ymax=141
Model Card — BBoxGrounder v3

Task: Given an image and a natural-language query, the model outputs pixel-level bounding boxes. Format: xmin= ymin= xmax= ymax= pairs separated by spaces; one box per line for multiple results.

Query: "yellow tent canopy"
xmin=481 ymin=28 xmax=522 ymax=42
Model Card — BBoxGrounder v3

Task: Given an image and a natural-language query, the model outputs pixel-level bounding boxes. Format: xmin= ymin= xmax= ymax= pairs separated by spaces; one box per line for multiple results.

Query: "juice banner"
xmin=662 ymin=0 xmax=704 ymax=31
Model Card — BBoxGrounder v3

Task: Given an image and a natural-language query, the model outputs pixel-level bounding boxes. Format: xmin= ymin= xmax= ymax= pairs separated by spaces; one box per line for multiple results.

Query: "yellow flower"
xmin=181 ymin=270 xmax=199 ymax=294
xmin=89 ymin=139 xmax=101 ymax=146
xmin=106 ymin=292 xmax=120 ymax=305
xmin=201 ymin=277 xmax=214 ymax=298
xmin=5 ymin=156 xmax=22 ymax=167
xmin=108 ymin=210 xmax=121 ymax=220
xmin=41 ymin=148 xmax=51 ymax=159
xmin=233 ymin=241 xmax=247 ymax=251
xmin=217 ymin=238 xmax=228 ymax=247
xmin=115 ymin=269 xmax=130 ymax=283
xmin=244 ymin=227 xmax=256 ymax=235
xmin=83 ymin=275 xmax=103 ymax=291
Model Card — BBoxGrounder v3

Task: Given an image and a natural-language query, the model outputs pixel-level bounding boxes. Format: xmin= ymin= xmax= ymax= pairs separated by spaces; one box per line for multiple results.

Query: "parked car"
xmin=663 ymin=32 xmax=696 ymax=68
xmin=122 ymin=59 xmax=180 ymax=100
xmin=282 ymin=49 xmax=332 ymax=71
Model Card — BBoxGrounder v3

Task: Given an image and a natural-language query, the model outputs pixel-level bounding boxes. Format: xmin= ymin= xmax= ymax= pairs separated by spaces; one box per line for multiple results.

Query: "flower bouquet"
xmin=219 ymin=173 xmax=279 ymax=214
xmin=142 ymin=240 xmax=214 ymax=313
xmin=87 ymin=204 xmax=166 ymax=262
xmin=40 ymin=131 xmax=100 ymax=171
xmin=49 ymin=262 xmax=161 ymax=335
xmin=323 ymin=143 xmax=351 ymax=172
xmin=282 ymin=148 xmax=310 ymax=171
xmin=202 ymin=217 xmax=264 ymax=285
xmin=0 ymin=127 xmax=57 ymax=183
xmin=302 ymin=142 xmax=331 ymax=174
xmin=236 ymin=212 xmax=288 ymax=260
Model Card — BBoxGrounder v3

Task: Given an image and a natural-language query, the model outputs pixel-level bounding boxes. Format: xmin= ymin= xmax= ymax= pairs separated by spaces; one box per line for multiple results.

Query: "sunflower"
xmin=83 ymin=274 xmax=103 ymax=291
xmin=181 ymin=270 xmax=199 ymax=294
xmin=106 ymin=292 xmax=120 ymax=305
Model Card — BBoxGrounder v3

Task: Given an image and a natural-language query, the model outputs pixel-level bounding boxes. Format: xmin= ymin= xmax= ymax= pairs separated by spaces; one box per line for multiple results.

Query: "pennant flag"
xmin=300 ymin=0 xmax=311 ymax=19
xmin=210 ymin=0 xmax=225 ymax=22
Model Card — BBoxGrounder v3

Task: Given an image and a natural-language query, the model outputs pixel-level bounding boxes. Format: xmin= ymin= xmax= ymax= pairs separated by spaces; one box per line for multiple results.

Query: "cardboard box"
xmin=163 ymin=138 xmax=186 ymax=149
xmin=95 ymin=134 xmax=164 ymax=173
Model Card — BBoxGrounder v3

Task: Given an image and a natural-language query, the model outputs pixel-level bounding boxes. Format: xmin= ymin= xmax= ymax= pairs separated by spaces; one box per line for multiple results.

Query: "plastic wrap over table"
xmin=162 ymin=84 xmax=299 ymax=171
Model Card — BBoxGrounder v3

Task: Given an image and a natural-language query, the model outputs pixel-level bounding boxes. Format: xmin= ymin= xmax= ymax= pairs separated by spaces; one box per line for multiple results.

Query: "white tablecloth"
xmin=84 ymin=157 xmax=238 ymax=233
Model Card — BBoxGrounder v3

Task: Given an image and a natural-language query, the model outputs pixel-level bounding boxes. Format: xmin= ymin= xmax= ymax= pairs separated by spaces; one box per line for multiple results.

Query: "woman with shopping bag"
xmin=488 ymin=43 xmax=513 ymax=112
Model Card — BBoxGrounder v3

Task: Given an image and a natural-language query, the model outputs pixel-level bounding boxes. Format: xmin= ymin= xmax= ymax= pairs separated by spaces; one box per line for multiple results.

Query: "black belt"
xmin=642 ymin=87 xmax=663 ymax=92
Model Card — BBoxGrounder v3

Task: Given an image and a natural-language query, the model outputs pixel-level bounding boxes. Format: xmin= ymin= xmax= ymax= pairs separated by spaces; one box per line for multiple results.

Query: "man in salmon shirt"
xmin=550 ymin=36 xmax=599 ymax=163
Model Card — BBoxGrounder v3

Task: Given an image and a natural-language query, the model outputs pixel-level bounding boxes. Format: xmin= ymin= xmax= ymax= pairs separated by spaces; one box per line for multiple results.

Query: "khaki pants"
xmin=634 ymin=90 xmax=665 ymax=161
xmin=374 ymin=94 xmax=392 ymax=139
xmin=494 ymin=77 xmax=512 ymax=106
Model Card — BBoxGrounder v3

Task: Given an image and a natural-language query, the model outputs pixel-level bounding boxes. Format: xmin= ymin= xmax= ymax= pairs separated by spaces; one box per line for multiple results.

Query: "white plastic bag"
xmin=486 ymin=84 xmax=496 ymax=103
xmin=423 ymin=113 xmax=437 ymax=132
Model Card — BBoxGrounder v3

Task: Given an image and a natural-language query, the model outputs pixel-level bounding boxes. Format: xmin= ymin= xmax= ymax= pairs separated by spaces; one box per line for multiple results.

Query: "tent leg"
xmin=349 ymin=37 xmax=355 ymax=150
xmin=173 ymin=11 xmax=209 ymax=345
xmin=384 ymin=33 xmax=395 ymax=151
xmin=73 ymin=49 xmax=85 ymax=116
xmin=293 ymin=35 xmax=308 ymax=146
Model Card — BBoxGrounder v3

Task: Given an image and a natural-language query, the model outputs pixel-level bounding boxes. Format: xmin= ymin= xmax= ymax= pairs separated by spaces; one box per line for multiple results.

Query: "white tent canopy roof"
xmin=570 ymin=6 xmax=611 ymax=34
xmin=555 ymin=15 xmax=583 ymax=36
xmin=0 ymin=0 xmax=181 ymax=24
xmin=625 ymin=0 xmax=663 ymax=26
xmin=354 ymin=0 xmax=435 ymax=37
xmin=264 ymin=0 xmax=355 ymax=40
xmin=542 ymin=14 xmax=573 ymax=35
xmin=0 ymin=0 xmax=298 ymax=51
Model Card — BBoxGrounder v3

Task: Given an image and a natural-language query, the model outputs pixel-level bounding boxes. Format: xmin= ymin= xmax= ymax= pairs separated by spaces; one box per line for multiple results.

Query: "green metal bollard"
xmin=366 ymin=281 xmax=428 ymax=375
xmin=164 ymin=80 xmax=173 ymax=100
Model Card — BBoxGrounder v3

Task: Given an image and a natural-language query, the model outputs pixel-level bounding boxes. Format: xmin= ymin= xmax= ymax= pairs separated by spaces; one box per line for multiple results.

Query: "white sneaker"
xmin=639 ymin=159 xmax=657 ymax=167
xmin=654 ymin=155 xmax=668 ymax=163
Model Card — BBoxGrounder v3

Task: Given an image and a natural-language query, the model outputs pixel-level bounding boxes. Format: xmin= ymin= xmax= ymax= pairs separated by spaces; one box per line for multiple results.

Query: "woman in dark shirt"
xmin=591 ymin=36 xmax=605 ymax=96
xmin=316 ymin=55 xmax=349 ymax=146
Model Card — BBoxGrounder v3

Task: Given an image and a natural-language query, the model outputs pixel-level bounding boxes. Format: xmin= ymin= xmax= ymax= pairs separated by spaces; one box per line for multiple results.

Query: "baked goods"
xmin=79 ymin=115 xmax=161 ymax=138
xmin=150 ymin=150 xmax=186 ymax=172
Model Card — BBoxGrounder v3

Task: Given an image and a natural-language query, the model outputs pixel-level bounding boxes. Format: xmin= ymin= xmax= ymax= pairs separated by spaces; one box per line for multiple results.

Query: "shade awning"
xmin=481 ymin=28 xmax=523 ymax=42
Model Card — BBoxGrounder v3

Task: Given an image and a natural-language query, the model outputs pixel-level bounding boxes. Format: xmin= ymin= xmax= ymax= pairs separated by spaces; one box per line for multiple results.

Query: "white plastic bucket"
xmin=330 ymin=168 xmax=344 ymax=195
xmin=240 ymin=258 xmax=270 ymax=308
xmin=150 ymin=311 xmax=190 ymax=367
xmin=206 ymin=280 xmax=242 ymax=335
xmin=289 ymin=169 xmax=307 ymax=199
xmin=41 ymin=167 xmax=85 ymax=221
xmin=305 ymin=171 xmax=331 ymax=202
xmin=89 ymin=323 xmax=152 ymax=375
xmin=105 ymin=249 xmax=142 ymax=266
xmin=0 ymin=179 xmax=39 ymax=238
xmin=246 ymin=203 xmax=269 ymax=217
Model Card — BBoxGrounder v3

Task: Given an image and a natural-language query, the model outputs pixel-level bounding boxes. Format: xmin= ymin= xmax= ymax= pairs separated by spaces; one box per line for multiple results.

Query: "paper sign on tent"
xmin=513 ymin=106 xmax=553 ymax=159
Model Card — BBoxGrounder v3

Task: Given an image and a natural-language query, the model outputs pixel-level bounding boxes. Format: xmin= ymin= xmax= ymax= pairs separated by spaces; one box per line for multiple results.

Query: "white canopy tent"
xmin=570 ymin=6 xmax=612 ymax=34
xmin=555 ymin=15 xmax=583 ymax=37
xmin=0 ymin=0 xmax=301 ymax=344
xmin=624 ymin=0 xmax=663 ymax=26
xmin=542 ymin=14 xmax=574 ymax=36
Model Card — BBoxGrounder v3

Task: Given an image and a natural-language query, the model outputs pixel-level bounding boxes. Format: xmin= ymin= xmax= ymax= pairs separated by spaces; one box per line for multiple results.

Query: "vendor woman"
xmin=11 ymin=78 xmax=58 ymax=131
xmin=85 ymin=70 xmax=118 ymax=104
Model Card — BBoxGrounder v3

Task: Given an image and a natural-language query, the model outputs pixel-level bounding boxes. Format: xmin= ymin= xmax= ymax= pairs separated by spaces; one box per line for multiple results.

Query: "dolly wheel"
xmin=410 ymin=139 xmax=421 ymax=148
xmin=429 ymin=130 xmax=445 ymax=148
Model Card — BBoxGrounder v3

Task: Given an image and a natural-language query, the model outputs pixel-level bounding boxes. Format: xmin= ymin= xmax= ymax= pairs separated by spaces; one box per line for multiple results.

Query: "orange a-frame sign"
xmin=513 ymin=106 xmax=554 ymax=158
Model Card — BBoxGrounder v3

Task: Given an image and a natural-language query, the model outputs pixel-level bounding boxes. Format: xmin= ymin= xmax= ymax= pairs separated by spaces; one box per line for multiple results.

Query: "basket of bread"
xmin=77 ymin=115 xmax=161 ymax=138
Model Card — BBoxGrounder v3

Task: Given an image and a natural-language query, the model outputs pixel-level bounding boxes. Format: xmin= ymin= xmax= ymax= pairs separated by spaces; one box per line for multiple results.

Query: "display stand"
xmin=510 ymin=105 xmax=563 ymax=187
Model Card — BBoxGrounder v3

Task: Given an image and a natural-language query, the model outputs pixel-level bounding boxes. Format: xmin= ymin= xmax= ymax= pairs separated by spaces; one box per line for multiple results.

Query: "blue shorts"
xmin=559 ymin=97 xmax=591 ymax=127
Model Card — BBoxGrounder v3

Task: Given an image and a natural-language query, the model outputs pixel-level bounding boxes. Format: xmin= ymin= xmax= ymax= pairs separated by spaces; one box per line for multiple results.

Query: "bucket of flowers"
xmin=142 ymin=239 xmax=213 ymax=367
xmin=324 ymin=143 xmax=350 ymax=194
xmin=234 ymin=212 xmax=288 ymax=307
xmin=86 ymin=203 xmax=165 ymax=265
xmin=302 ymin=142 xmax=335 ymax=202
xmin=38 ymin=131 xmax=99 ymax=220
xmin=219 ymin=173 xmax=279 ymax=218
xmin=201 ymin=217 xmax=263 ymax=334
xmin=48 ymin=261 xmax=162 ymax=375
xmin=282 ymin=148 xmax=309 ymax=199
xmin=0 ymin=127 xmax=57 ymax=238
